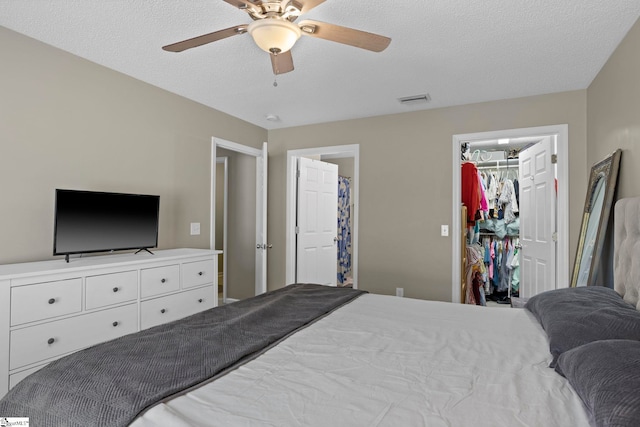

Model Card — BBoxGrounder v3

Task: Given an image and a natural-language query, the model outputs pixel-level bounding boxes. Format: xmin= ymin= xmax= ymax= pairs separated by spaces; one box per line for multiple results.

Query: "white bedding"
xmin=132 ymin=294 xmax=592 ymax=427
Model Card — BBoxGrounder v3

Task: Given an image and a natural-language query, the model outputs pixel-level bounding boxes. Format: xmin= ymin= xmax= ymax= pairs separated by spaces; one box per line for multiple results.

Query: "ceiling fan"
xmin=162 ymin=0 xmax=391 ymax=75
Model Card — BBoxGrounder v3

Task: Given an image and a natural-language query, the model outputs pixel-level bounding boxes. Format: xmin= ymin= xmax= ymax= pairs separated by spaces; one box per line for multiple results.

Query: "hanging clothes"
xmin=510 ymin=242 xmax=520 ymax=294
xmin=478 ymin=171 xmax=488 ymax=215
xmin=464 ymin=244 xmax=487 ymax=306
xmin=337 ymin=176 xmax=352 ymax=286
xmin=480 ymin=235 xmax=520 ymax=298
xmin=461 ymin=162 xmax=482 ymax=224
xmin=466 ymin=151 xmax=524 ymax=304
xmin=485 ymin=172 xmax=498 ymax=211
xmin=499 ymin=238 xmax=513 ymax=292
xmin=498 ymin=178 xmax=519 ymax=224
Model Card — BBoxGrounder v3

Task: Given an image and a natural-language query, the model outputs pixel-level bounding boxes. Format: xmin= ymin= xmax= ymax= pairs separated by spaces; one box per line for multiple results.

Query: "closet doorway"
xmin=451 ymin=125 xmax=569 ymax=304
xmin=211 ymin=138 xmax=268 ymax=303
xmin=285 ymin=145 xmax=359 ymax=288
xmin=215 ymin=157 xmax=227 ymax=302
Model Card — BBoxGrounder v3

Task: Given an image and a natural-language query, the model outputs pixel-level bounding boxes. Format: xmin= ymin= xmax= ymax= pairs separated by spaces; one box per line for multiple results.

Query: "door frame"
xmin=451 ymin=125 xmax=569 ymax=303
xmin=211 ymin=137 xmax=268 ymax=297
xmin=285 ymin=144 xmax=360 ymax=288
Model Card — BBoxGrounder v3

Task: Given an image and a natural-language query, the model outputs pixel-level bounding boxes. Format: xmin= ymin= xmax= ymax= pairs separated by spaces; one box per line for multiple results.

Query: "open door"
xmin=296 ymin=157 xmax=339 ymax=286
xmin=211 ymin=138 xmax=268 ymax=298
xmin=255 ymin=142 xmax=268 ymax=295
xmin=519 ymin=136 xmax=556 ymax=298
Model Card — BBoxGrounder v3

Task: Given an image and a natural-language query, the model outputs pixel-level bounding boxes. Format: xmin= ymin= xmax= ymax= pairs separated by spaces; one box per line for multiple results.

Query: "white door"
xmin=255 ymin=142 xmax=268 ymax=295
xmin=296 ymin=157 xmax=338 ymax=286
xmin=211 ymin=138 xmax=268 ymax=297
xmin=519 ymin=136 xmax=556 ymax=298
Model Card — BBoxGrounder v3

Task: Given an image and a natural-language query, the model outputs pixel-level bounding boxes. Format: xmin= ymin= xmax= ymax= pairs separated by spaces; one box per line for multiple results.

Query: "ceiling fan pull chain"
xmin=272 ymin=50 xmax=280 ymax=86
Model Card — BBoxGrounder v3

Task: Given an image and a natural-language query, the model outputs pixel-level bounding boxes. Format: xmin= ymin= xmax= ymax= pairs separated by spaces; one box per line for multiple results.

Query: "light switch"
xmin=190 ymin=223 xmax=201 ymax=236
xmin=440 ymin=225 xmax=449 ymax=237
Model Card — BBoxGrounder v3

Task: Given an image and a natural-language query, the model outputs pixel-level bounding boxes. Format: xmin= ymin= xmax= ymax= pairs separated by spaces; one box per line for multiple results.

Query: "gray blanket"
xmin=0 ymin=284 xmax=366 ymax=427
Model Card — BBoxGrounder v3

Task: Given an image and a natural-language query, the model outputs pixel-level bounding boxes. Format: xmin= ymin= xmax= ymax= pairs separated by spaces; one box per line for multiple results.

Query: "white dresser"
xmin=0 ymin=248 xmax=221 ymax=398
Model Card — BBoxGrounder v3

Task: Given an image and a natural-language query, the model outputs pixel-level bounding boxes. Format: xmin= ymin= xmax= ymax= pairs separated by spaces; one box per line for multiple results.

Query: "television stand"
xmin=135 ymin=248 xmax=155 ymax=255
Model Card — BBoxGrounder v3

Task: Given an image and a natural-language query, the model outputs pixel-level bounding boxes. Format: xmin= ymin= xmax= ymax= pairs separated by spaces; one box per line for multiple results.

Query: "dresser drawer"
xmin=11 ymin=278 xmax=82 ymax=326
xmin=182 ymin=260 xmax=215 ymax=289
xmin=86 ymin=270 xmax=137 ymax=310
xmin=140 ymin=286 xmax=215 ymax=330
xmin=10 ymin=365 xmax=42 ymax=389
xmin=140 ymin=265 xmax=180 ymax=298
xmin=10 ymin=304 xmax=137 ymax=370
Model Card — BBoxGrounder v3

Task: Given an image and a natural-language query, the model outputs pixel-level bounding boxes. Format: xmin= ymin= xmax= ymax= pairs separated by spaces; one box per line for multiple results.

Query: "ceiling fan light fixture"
xmin=248 ymin=19 xmax=301 ymax=54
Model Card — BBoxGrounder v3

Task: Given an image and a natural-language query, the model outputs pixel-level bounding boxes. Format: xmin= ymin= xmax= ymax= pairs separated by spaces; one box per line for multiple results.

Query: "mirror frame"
xmin=570 ymin=149 xmax=622 ymax=287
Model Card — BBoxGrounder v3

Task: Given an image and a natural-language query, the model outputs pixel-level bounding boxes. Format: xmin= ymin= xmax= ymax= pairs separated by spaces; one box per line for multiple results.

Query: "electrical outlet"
xmin=396 ymin=287 xmax=404 ymax=297
xmin=441 ymin=225 xmax=449 ymax=237
xmin=190 ymin=222 xmax=200 ymax=236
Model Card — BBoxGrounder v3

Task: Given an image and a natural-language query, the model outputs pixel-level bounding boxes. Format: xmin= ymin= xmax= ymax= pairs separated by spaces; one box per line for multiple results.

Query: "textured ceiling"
xmin=1 ymin=1 xmax=639 ymax=130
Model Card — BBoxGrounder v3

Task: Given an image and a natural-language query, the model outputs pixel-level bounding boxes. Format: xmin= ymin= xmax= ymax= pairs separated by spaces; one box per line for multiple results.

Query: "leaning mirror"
xmin=571 ymin=149 xmax=622 ymax=287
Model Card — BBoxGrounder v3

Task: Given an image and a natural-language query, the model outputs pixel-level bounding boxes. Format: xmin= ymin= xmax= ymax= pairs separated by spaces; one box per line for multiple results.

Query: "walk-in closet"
xmin=460 ymin=135 xmax=558 ymax=306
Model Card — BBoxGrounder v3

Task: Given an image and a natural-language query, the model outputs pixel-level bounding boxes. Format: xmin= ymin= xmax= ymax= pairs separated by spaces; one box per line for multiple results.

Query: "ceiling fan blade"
xmin=296 ymin=0 xmax=326 ymax=14
xmin=270 ymin=50 xmax=294 ymax=75
xmin=162 ymin=25 xmax=248 ymax=52
xmin=222 ymin=0 xmax=261 ymax=10
xmin=298 ymin=20 xmax=390 ymax=52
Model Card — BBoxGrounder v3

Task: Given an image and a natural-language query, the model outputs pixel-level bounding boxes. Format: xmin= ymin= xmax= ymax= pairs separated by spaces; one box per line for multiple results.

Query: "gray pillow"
xmin=525 ymin=286 xmax=640 ymax=367
xmin=555 ymin=340 xmax=640 ymax=427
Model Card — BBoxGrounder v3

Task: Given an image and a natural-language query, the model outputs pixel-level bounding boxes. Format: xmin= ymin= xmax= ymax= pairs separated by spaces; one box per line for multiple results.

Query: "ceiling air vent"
xmin=398 ymin=94 xmax=431 ymax=106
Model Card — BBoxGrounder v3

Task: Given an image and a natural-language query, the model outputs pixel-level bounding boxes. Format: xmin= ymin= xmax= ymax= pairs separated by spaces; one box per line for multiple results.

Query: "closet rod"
xmin=475 ymin=158 xmax=518 ymax=169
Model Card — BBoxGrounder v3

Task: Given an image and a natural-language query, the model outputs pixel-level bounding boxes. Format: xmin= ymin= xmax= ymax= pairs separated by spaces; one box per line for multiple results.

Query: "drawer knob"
xmin=161 ymin=278 xmax=166 ymax=283
xmin=160 ymin=308 xmax=166 ymax=314
xmin=48 ymin=298 xmax=55 ymax=304
xmin=113 ymin=287 xmax=119 ymax=293
xmin=198 ymin=298 xmax=203 ymax=303
xmin=47 ymin=338 xmax=55 ymax=345
xmin=112 ymin=321 xmax=119 ymax=327
xmin=198 ymin=271 xmax=204 ymax=276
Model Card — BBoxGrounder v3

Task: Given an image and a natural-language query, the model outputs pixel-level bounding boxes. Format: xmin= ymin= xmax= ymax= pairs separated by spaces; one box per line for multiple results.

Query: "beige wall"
xmin=268 ymin=91 xmax=588 ymax=301
xmin=587 ymin=18 xmax=640 ymax=199
xmin=586 ymin=18 xmax=640 ymax=286
xmin=2 ymin=25 xmax=603 ymax=303
xmin=324 ymin=157 xmax=355 ymax=179
xmin=0 ymin=27 xmax=266 ymax=264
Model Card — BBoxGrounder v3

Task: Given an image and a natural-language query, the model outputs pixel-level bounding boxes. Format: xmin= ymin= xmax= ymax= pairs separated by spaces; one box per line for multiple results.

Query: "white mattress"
xmin=132 ymin=294 xmax=592 ymax=427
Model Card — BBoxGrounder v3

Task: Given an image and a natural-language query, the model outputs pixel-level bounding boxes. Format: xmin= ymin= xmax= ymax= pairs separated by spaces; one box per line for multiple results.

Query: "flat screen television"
xmin=53 ymin=189 xmax=160 ymax=262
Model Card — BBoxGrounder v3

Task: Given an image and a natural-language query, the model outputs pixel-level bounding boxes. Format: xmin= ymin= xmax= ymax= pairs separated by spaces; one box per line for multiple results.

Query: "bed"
xmin=2 ymin=198 xmax=640 ymax=426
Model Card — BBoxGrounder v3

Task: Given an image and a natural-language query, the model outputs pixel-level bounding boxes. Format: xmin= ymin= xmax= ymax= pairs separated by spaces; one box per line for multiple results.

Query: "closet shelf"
xmin=475 ymin=158 xmax=519 ymax=168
